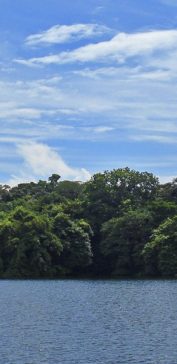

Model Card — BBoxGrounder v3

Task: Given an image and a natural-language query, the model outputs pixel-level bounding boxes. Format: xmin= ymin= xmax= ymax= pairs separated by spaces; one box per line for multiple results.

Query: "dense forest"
xmin=1 ymin=168 xmax=177 ymax=278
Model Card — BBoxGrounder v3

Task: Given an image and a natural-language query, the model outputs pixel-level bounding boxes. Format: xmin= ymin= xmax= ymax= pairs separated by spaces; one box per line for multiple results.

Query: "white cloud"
xmin=74 ymin=66 xmax=173 ymax=81
xmin=25 ymin=23 xmax=110 ymax=46
xmin=158 ymin=175 xmax=176 ymax=183
xmin=0 ymin=77 xmax=123 ymax=122
xmin=131 ymin=134 xmax=177 ymax=143
xmin=17 ymin=29 xmax=177 ymax=66
xmin=93 ymin=126 xmax=114 ymax=133
xmin=0 ymin=106 xmax=42 ymax=119
xmin=7 ymin=142 xmax=91 ymax=186
xmin=1 ymin=69 xmax=177 ymax=145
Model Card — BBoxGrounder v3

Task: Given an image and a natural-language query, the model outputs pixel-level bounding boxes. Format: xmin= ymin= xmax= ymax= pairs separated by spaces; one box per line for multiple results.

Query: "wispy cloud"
xmin=130 ymin=134 xmax=177 ymax=143
xmin=92 ymin=6 xmax=105 ymax=15
xmin=2 ymin=1 xmax=177 ymax=185
xmin=74 ymin=66 xmax=174 ymax=82
xmin=25 ymin=23 xmax=110 ymax=46
xmin=7 ymin=142 xmax=91 ymax=186
xmin=93 ymin=126 xmax=114 ymax=133
xmin=17 ymin=29 xmax=177 ymax=66
xmin=1 ymin=67 xmax=177 ymax=145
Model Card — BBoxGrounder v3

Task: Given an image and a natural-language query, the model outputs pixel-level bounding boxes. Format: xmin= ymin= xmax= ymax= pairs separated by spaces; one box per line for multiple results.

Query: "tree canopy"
xmin=0 ymin=168 xmax=177 ymax=278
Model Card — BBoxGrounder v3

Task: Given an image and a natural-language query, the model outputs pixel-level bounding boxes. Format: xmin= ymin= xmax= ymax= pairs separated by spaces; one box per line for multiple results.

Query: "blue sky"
xmin=1 ymin=0 xmax=177 ymax=184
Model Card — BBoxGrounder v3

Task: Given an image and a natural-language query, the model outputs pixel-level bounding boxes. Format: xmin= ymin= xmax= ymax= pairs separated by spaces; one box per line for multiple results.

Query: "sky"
xmin=1 ymin=0 xmax=177 ymax=185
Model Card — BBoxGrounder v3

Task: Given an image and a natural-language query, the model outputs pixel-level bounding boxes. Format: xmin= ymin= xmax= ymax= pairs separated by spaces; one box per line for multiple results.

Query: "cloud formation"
xmin=1 ymin=65 xmax=177 ymax=148
xmin=1 ymin=1 xmax=177 ymax=186
xmin=7 ymin=142 xmax=91 ymax=186
xmin=25 ymin=23 xmax=110 ymax=46
xmin=17 ymin=29 xmax=177 ymax=66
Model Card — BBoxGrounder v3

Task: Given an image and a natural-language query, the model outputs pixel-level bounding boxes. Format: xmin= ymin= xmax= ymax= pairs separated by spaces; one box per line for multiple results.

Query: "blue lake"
xmin=0 ymin=279 xmax=177 ymax=363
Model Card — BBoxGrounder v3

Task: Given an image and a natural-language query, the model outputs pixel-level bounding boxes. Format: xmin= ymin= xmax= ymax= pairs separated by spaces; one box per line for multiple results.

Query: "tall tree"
xmin=100 ymin=210 xmax=153 ymax=276
xmin=142 ymin=215 xmax=177 ymax=277
xmin=0 ymin=207 xmax=62 ymax=278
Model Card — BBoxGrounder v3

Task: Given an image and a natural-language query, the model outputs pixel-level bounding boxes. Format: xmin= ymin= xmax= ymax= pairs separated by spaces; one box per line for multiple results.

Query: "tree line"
xmin=0 ymin=168 xmax=177 ymax=278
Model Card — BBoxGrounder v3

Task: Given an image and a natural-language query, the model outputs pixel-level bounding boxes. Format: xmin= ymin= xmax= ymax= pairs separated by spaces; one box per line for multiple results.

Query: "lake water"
xmin=0 ymin=280 xmax=177 ymax=363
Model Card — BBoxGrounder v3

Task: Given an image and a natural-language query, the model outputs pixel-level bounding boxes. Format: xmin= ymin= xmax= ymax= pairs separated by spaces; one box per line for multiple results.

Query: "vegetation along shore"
xmin=0 ymin=168 xmax=177 ymax=279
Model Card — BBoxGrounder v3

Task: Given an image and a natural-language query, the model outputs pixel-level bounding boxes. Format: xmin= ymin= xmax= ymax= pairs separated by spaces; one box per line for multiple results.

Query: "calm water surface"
xmin=0 ymin=279 xmax=177 ymax=363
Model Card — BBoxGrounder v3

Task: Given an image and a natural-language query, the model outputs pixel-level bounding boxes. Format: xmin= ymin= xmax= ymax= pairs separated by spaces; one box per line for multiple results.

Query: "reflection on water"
xmin=0 ymin=279 xmax=177 ymax=363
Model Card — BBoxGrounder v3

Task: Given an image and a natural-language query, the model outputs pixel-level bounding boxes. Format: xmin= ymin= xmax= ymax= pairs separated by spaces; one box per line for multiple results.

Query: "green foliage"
xmin=158 ymin=178 xmax=177 ymax=202
xmin=100 ymin=210 xmax=153 ymax=276
xmin=147 ymin=198 xmax=177 ymax=227
xmin=48 ymin=174 xmax=60 ymax=186
xmin=0 ymin=167 xmax=176 ymax=278
xmin=53 ymin=212 xmax=93 ymax=273
xmin=83 ymin=168 xmax=158 ymax=228
xmin=54 ymin=180 xmax=83 ymax=200
xmin=142 ymin=216 xmax=177 ymax=277
xmin=0 ymin=207 xmax=63 ymax=278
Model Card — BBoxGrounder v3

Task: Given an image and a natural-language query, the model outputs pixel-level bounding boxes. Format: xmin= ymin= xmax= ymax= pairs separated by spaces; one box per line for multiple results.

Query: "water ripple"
xmin=0 ymin=280 xmax=177 ymax=363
